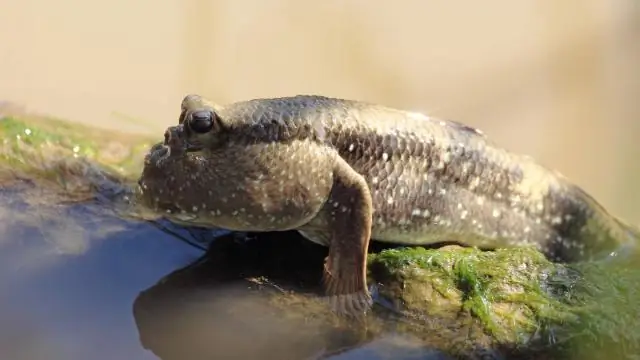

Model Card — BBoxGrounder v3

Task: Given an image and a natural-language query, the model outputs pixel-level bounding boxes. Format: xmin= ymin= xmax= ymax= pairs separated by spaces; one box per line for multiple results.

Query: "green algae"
xmin=556 ymin=260 xmax=640 ymax=359
xmin=368 ymin=245 xmax=640 ymax=358
xmin=369 ymin=246 xmax=571 ymax=343
xmin=0 ymin=115 xmax=154 ymax=186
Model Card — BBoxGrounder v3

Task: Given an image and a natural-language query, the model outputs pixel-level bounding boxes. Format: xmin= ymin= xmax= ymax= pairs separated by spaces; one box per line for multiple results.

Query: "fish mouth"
xmin=149 ymin=142 xmax=169 ymax=156
xmin=145 ymin=125 xmax=204 ymax=166
xmin=163 ymin=124 xmax=205 ymax=153
xmin=145 ymin=142 xmax=173 ymax=166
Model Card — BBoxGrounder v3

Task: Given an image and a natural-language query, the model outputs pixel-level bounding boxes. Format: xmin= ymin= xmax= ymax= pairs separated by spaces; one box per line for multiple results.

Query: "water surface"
xmin=0 ymin=181 xmax=443 ymax=360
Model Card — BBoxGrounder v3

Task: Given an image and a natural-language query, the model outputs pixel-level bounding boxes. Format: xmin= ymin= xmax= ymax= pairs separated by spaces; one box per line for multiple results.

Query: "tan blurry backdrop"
xmin=0 ymin=0 xmax=639 ymax=221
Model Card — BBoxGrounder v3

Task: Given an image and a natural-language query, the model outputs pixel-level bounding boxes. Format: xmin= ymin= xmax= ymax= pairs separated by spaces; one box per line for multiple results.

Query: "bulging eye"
xmin=188 ymin=111 xmax=214 ymax=133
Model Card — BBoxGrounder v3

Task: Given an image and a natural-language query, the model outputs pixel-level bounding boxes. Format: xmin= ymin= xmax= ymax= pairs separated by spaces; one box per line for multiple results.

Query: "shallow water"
xmin=0 ymin=181 xmax=448 ymax=360
xmin=0 ymin=186 xmax=196 ymax=360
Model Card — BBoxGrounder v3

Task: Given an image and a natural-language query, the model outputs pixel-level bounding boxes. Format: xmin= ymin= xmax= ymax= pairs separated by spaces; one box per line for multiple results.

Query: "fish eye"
xmin=188 ymin=110 xmax=214 ymax=133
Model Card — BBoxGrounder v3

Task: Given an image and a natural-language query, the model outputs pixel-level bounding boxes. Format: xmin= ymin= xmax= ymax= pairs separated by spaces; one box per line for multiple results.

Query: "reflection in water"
xmin=133 ymin=231 xmax=446 ymax=360
xmin=0 ymin=180 xmax=201 ymax=360
xmin=0 ymin=180 xmax=443 ymax=360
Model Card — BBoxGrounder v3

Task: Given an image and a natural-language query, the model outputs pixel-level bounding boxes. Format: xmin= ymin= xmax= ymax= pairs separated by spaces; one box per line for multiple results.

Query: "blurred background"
xmin=1 ymin=0 xmax=639 ymax=221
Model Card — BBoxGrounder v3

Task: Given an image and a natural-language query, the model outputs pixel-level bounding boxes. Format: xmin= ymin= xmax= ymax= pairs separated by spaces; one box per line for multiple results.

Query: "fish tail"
xmin=607 ymin=218 xmax=640 ymax=262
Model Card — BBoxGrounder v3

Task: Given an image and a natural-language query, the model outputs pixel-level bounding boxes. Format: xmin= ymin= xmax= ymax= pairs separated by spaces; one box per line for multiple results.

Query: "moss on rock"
xmin=368 ymin=244 xmax=640 ymax=359
xmin=0 ymin=114 xmax=154 ymax=187
xmin=369 ymin=246 xmax=574 ymax=342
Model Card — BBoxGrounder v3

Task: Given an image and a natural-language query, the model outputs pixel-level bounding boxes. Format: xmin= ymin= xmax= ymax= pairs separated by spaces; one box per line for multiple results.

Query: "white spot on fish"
xmin=348 ymin=143 xmax=355 ymax=152
xmin=492 ymin=209 xmax=501 ymax=218
xmin=469 ymin=177 xmax=481 ymax=190
xmin=461 ymin=163 xmax=470 ymax=175
xmin=460 ymin=210 xmax=468 ymax=220
xmin=382 ymin=153 xmax=389 ymax=161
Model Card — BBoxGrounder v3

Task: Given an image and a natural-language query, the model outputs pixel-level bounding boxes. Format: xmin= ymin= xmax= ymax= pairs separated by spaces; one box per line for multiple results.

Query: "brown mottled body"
xmin=137 ymin=94 xmax=637 ymax=316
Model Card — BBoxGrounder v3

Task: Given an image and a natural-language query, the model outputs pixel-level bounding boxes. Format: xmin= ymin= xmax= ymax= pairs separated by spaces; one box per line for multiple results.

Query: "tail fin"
xmin=620 ymin=222 xmax=640 ymax=242
xmin=618 ymin=218 xmax=640 ymax=243
xmin=570 ymin=184 xmax=638 ymax=260
xmin=607 ymin=218 xmax=640 ymax=263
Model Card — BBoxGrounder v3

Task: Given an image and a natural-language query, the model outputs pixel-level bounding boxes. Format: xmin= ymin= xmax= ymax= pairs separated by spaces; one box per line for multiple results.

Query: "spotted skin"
xmin=137 ymin=94 xmax=638 ymax=316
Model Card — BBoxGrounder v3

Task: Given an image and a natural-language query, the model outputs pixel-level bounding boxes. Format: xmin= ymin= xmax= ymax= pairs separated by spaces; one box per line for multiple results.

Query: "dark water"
xmin=0 ymin=185 xmax=198 ymax=360
xmin=0 ymin=182 xmax=444 ymax=360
